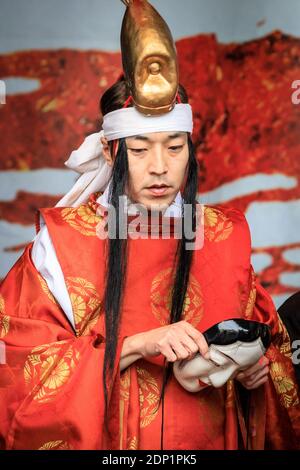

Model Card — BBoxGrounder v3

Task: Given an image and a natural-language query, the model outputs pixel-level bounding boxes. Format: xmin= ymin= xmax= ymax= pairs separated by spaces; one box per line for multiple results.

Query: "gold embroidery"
xmin=38 ymin=440 xmax=73 ymax=450
xmin=120 ymin=367 xmax=131 ymax=402
xmin=0 ymin=295 xmax=9 ymax=338
xmin=225 ymin=379 xmax=235 ymax=408
xmin=270 ymin=361 xmax=299 ymax=408
xmin=127 ymin=436 xmax=138 ymax=450
xmin=61 ymin=205 xmax=102 ymax=237
xmin=150 ymin=267 xmax=203 ymax=326
xmin=244 ymin=269 xmax=257 ymax=319
xmin=0 ymin=315 xmax=9 ymax=338
xmin=0 ymin=294 xmax=5 ymax=314
xmin=274 ymin=317 xmax=292 ymax=358
xmin=204 ymin=207 xmax=233 ymax=242
xmin=120 ymin=368 xmax=131 ymax=449
xmin=137 ymin=367 xmax=160 ymax=428
xmin=24 ymin=342 xmax=80 ymax=404
xmin=37 ymin=273 xmax=61 ymax=306
xmin=65 ymin=277 xmax=102 ymax=336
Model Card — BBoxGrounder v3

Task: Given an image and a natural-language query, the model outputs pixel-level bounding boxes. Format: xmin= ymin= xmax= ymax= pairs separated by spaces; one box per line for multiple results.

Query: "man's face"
xmin=124 ymin=131 xmax=189 ymax=211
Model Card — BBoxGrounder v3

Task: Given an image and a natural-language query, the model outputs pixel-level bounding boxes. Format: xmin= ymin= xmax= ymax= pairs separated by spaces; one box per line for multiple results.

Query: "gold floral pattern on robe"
xmin=243 ymin=268 xmax=257 ymax=319
xmin=150 ymin=267 xmax=203 ymax=326
xmin=38 ymin=440 xmax=73 ymax=450
xmin=61 ymin=205 xmax=102 ymax=237
xmin=203 ymin=206 xmax=234 ymax=242
xmin=270 ymin=361 xmax=299 ymax=408
xmin=127 ymin=436 xmax=138 ymax=450
xmin=24 ymin=341 xmax=80 ymax=404
xmin=0 ymin=294 xmax=9 ymax=338
xmin=273 ymin=316 xmax=293 ymax=358
xmin=137 ymin=367 xmax=160 ymax=428
xmin=119 ymin=367 xmax=131 ymax=449
xmin=65 ymin=276 xmax=102 ymax=336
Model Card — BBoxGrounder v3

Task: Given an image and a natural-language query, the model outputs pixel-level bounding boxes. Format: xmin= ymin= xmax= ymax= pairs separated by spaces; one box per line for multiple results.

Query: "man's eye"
xmin=129 ymin=148 xmax=146 ymax=154
xmin=169 ymin=145 xmax=184 ymax=152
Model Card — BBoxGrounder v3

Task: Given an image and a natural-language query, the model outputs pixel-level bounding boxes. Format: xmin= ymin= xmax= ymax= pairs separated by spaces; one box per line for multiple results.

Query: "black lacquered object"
xmin=203 ymin=318 xmax=272 ymax=350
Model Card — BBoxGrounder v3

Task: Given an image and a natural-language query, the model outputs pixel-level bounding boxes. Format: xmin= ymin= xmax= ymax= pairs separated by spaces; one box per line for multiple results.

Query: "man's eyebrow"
xmin=165 ymin=132 xmax=186 ymax=140
xmin=129 ymin=132 xmax=186 ymax=142
xmin=130 ymin=135 xmax=150 ymax=142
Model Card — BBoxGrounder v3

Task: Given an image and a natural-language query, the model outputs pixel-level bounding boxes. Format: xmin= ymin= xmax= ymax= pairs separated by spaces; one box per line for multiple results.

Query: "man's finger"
xmin=237 ymin=356 xmax=269 ymax=379
xmin=161 ymin=345 xmax=177 ymax=362
xmin=243 ymin=366 xmax=269 ymax=387
xmin=183 ymin=323 xmax=209 ymax=356
xmin=242 ymin=375 xmax=269 ymax=390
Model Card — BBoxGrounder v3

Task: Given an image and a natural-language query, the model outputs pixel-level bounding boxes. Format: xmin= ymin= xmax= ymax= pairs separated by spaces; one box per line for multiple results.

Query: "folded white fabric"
xmin=55 ymin=130 xmax=112 ymax=208
xmin=173 ymin=338 xmax=266 ymax=392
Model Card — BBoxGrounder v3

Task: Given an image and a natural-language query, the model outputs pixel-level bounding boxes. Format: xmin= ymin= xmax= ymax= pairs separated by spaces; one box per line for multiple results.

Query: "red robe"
xmin=0 ymin=191 xmax=299 ymax=450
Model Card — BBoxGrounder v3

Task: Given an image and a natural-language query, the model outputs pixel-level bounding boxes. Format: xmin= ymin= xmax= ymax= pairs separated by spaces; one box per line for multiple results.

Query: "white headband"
xmin=55 ymin=103 xmax=193 ymax=208
xmin=102 ymin=103 xmax=193 ymax=141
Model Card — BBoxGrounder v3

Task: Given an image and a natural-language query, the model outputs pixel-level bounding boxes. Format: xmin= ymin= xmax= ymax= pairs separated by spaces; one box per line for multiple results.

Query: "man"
xmin=0 ymin=0 xmax=299 ymax=450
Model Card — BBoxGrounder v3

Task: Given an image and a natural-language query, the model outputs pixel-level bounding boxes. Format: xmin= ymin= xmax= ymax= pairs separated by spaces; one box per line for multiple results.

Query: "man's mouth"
xmin=146 ymin=184 xmax=171 ymax=196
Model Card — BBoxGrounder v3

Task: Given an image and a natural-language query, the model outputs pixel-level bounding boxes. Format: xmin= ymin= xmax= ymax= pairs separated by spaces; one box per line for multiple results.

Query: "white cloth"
xmin=31 ymin=217 xmax=76 ymax=331
xmin=31 ymin=190 xmax=184 ymax=330
xmin=55 ymin=130 xmax=112 ymax=208
xmin=102 ymin=103 xmax=193 ymax=141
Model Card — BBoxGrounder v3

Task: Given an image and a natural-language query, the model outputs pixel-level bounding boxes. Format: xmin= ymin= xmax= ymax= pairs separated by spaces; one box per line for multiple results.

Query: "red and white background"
xmin=0 ymin=0 xmax=300 ymax=309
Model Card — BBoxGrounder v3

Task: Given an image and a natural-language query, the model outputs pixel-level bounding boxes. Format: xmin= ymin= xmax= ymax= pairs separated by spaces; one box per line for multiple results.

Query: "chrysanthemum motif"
xmin=150 ymin=267 xmax=203 ymax=326
xmin=77 ymin=206 xmax=100 ymax=225
xmin=203 ymin=207 xmax=233 ymax=242
xmin=70 ymin=294 xmax=86 ymax=325
xmin=61 ymin=205 xmax=102 ymax=237
xmin=40 ymin=355 xmax=70 ymax=389
xmin=65 ymin=277 xmax=102 ymax=336
xmin=24 ymin=342 xmax=80 ymax=403
xmin=204 ymin=207 xmax=218 ymax=227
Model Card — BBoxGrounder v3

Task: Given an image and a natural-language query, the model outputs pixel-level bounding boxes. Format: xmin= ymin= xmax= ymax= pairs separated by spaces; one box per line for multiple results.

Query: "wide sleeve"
xmin=244 ymin=265 xmax=300 ymax=449
xmin=0 ymin=242 xmax=125 ymax=450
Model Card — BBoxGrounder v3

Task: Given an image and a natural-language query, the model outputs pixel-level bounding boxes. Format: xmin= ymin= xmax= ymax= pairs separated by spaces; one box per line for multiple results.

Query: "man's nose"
xmin=148 ymin=149 xmax=168 ymax=174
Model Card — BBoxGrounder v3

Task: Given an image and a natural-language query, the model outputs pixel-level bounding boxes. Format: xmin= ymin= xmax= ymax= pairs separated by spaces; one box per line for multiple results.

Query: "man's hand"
xmin=235 ymin=355 xmax=270 ymax=389
xmin=138 ymin=320 xmax=209 ymax=362
xmin=120 ymin=321 xmax=209 ymax=372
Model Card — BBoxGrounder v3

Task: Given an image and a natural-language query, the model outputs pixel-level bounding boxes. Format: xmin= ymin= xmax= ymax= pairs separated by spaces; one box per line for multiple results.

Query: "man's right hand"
xmin=129 ymin=320 xmax=209 ymax=363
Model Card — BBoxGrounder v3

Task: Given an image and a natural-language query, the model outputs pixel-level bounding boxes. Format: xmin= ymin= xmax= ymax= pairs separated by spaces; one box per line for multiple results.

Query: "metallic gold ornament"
xmin=120 ymin=0 xmax=179 ymax=115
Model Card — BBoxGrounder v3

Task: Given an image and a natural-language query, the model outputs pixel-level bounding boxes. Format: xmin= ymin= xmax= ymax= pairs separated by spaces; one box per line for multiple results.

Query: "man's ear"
xmin=100 ymin=136 xmax=114 ymax=166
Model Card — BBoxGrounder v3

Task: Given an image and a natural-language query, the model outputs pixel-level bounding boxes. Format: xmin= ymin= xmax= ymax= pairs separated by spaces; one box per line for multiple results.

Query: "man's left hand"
xmin=235 ymin=355 xmax=270 ymax=389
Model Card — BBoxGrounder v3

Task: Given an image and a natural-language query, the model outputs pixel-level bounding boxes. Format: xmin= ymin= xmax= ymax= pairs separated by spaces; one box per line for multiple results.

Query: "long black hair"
xmin=100 ymin=77 xmax=199 ymax=439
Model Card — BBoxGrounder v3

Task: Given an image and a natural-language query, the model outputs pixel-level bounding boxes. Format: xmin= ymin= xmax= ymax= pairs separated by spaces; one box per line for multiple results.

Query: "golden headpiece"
xmin=120 ymin=0 xmax=179 ymax=116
